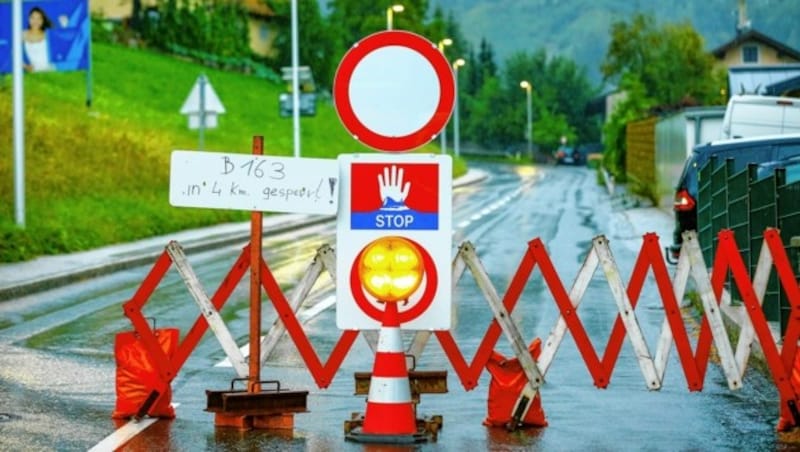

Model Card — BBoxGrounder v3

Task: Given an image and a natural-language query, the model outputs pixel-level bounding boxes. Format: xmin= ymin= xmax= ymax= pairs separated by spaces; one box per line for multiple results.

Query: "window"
xmin=742 ymin=45 xmax=758 ymax=63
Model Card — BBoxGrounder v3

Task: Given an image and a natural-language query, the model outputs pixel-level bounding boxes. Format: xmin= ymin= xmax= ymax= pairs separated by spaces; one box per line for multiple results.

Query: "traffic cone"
xmin=360 ymin=302 xmax=417 ymax=436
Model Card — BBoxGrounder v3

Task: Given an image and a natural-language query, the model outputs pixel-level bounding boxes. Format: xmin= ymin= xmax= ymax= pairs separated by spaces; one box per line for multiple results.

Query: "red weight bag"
xmin=483 ymin=337 xmax=547 ymax=428
xmin=777 ymin=352 xmax=800 ymax=431
xmin=112 ymin=328 xmax=178 ymax=419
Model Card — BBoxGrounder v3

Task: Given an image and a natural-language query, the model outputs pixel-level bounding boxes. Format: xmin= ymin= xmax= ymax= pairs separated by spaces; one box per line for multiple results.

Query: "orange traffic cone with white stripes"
xmin=346 ymin=302 xmax=425 ymax=443
xmin=362 ymin=301 xmax=416 ymax=435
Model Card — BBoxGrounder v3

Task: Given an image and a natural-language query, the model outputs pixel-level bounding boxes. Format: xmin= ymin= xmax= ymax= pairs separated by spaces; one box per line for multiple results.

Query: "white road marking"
xmin=89 ymin=404 xmax=180 ymax=452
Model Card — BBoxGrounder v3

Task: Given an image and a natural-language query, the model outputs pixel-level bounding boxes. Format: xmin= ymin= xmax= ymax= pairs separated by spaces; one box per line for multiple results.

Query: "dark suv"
xmin=667 ymin=134 xmax=800 ymax=262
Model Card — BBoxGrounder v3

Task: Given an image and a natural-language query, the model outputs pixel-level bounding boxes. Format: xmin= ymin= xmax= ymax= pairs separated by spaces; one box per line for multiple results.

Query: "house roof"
xmin=727 ymin=64 xmax=800 ymax=95
xmin=711 ymin=28 xmax=800 ymax=61
xmin=766 ymin=74 xmax=800 ymax=96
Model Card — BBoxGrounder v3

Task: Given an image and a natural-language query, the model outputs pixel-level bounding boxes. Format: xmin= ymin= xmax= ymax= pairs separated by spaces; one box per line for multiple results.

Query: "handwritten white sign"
xmin=169 ymin=150 xmax=339 ymax=215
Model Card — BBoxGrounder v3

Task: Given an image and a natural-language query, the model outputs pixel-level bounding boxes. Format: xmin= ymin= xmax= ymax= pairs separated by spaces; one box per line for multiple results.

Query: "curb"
xmin=0 ymin=215 xmax=333 ymax=302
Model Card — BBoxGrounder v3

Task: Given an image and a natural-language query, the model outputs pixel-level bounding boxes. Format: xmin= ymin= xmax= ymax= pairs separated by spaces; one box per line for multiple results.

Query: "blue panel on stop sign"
xmin=350 ymin=162 xmax=439 ymax=230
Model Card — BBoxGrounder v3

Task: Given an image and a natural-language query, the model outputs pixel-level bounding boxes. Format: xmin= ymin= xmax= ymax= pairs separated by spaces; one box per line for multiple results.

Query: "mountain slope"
xmin=435 ymin=0 xmax=800 ymax=83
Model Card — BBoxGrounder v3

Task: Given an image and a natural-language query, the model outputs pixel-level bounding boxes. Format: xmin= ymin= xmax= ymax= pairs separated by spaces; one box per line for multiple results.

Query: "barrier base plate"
xmin=345 ymin=427 xmax=431 ymax=444
xmin=344 ymin=412 xmax=442 ymax=443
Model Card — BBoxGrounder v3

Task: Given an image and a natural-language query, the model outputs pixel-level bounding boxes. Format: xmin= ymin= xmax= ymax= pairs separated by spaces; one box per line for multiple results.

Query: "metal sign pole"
xmin=12 ymin=0 xmax=25 ymax=227
xmin=249 ymin=136 xmax=264 ymax=393
xmin=198 ymin=75 xmax=206 ymax=150
xmin=86 ymin=18 xmax=93 ymax=107
xmin=291 ymin=0 xmax=300 ymax=157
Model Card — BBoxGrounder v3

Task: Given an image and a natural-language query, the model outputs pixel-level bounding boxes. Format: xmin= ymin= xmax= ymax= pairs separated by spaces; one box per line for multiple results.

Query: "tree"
xmin=601 ymin=73 xmax=657 ymax=178
xmin=477 ymin=38 xmax=497 ymax=80
xmin=142 ymin=0 xmax=250 ymax=60
xmin=601 ymin=13 xmax=721 ymax=107
xmin=533 ymin=108 xmax=576 ymax=152
xmin=270 ymin=0 xmax=336 ymax=88
xmin=502 ymin=50 xmax=599 ymax=148
xmin=327 ymin=0 xmax=430 ymax=55
xmin=463 ymin=76 xmax=522 ymax=149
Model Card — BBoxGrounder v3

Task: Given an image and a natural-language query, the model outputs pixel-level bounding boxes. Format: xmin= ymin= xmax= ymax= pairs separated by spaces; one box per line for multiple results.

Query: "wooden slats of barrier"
xmin=121 ymin=226 xmax=800 ymax=431
xmin=435 ymin=228 xmax=800 ymax=430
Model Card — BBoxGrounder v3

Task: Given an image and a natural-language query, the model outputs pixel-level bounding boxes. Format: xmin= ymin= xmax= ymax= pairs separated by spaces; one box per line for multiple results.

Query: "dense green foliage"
xmin=125 ymin=0 xmax=603 ymax=153
xmin=316 ymin=0 xmax=599 ymax=153
xmin=599 ymin=13 xmax=725 ymax=180
xmin=602 ymin=14 xmax=722 ymax=107
xmin=0 ymin=42 xmax=459 ymax=262
xmin=141 ymin=0 xmax=251 ymax=60
xmin=270 ymin=0 xmax=337 ymax=88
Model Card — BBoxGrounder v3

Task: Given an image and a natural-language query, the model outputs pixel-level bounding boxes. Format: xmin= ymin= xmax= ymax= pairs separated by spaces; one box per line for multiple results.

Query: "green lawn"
xmin=0 ymin=42 xmax=466 ymax=262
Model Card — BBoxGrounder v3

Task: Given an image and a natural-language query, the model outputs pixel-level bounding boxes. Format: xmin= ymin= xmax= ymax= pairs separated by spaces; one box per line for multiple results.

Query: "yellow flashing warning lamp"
xmin=358 ymin=236 xmax=424 ymax=303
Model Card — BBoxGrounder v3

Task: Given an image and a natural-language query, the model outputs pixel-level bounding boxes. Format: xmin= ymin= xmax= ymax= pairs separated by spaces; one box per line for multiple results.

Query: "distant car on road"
xmin=555 ymin=146 xmax=581 ymax=165
xmin=667 ymin=133 xmax=800 ymax=262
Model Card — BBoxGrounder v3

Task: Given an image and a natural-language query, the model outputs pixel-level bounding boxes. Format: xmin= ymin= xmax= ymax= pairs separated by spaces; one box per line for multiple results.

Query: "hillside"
xmin=432 ymin=0 xmax=800 ymax=83
xmin=0 ymin=42 xmax=455 ymax=262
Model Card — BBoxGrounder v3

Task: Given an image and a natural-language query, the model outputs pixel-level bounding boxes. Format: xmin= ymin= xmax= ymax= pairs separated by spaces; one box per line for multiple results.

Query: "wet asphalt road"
xmin=0 ymin=162 xmax=789 ymax=451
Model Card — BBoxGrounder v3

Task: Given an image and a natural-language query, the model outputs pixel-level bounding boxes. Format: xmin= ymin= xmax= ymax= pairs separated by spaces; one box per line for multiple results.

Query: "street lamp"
xmin=437 ymin=38 xmax=452 ymax=154
xmin=386 ymin=4 xmax=404 ymax=30
xmin=453 ymin=58 xmax=465 ymax=158
xmin=520 ymin=80 xmax=533 ymax=160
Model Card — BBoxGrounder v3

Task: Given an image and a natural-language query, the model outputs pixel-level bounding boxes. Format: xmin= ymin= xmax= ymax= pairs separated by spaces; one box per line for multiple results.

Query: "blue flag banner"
xmin=0 ymin=0 xmax=90 ymax=73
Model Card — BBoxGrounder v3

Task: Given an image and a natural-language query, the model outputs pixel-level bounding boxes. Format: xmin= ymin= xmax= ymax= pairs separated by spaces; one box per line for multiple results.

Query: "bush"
xmin=0 ymin=222 xmax=38 ymax=262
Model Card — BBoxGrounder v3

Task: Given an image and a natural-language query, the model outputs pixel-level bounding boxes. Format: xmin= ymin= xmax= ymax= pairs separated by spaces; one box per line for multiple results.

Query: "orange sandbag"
xmin=483 ymin=338 xmax=547 ymax=428
xmin=112 ymin=328 xmax=178 ymax=419
xmin=777 ymin=351 xmax=800 ymax=431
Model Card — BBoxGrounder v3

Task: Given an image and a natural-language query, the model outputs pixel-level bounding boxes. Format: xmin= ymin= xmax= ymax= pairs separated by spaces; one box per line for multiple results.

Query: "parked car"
xmin=721 ymin=95 xmax=800 ymax=140
xmin=279 ymin=92 xmax=317 ymax=117
xmin=555 ymin=146 xmax=581 ymax=165
xmin=756 ymin=155 xmax=800 ymax=184
xmin=667 ymin=134 xmax=800 ymax=262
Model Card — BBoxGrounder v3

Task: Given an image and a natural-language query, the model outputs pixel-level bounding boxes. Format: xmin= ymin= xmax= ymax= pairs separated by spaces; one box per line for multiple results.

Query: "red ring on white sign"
xmin=349 ymin=237 xmax=438 ymax=324
xmin=333 ymin=30 xmax=455 ymax=152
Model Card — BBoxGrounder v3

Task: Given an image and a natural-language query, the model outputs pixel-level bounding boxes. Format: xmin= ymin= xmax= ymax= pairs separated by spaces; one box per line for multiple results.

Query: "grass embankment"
xmin=0 ymin=42 xmax=466 ymax=262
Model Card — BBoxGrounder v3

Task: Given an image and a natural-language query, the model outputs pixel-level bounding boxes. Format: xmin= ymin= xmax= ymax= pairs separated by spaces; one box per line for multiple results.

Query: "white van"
xmin=721 ymin=95 xmax=800 ymax=139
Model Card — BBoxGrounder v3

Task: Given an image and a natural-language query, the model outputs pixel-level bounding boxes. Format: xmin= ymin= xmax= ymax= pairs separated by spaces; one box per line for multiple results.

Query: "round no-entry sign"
xmin=333 ymin=31 xmax=455 ymax=152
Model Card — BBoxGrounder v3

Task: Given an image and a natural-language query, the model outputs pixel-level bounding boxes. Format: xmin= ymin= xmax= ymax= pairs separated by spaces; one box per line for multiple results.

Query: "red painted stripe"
xmin=362 ymin=401 xmax=416 ymax=434
xmin=372 ymin=351 xmax=408 ymax=377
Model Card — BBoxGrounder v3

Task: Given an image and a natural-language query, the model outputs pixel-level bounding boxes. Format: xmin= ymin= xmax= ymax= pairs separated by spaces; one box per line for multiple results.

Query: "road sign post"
xmin=167 ymin=139 xmax=335 ymax=430
xmin=180 ymin=74 xmax=225 ymax=150
xmin=332 ymin=30 xmax=455 ymax=444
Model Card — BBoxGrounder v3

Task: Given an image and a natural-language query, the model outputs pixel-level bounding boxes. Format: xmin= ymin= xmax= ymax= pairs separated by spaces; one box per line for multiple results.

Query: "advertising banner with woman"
xmin=0 ymin=0 xmax=90 ymax=73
